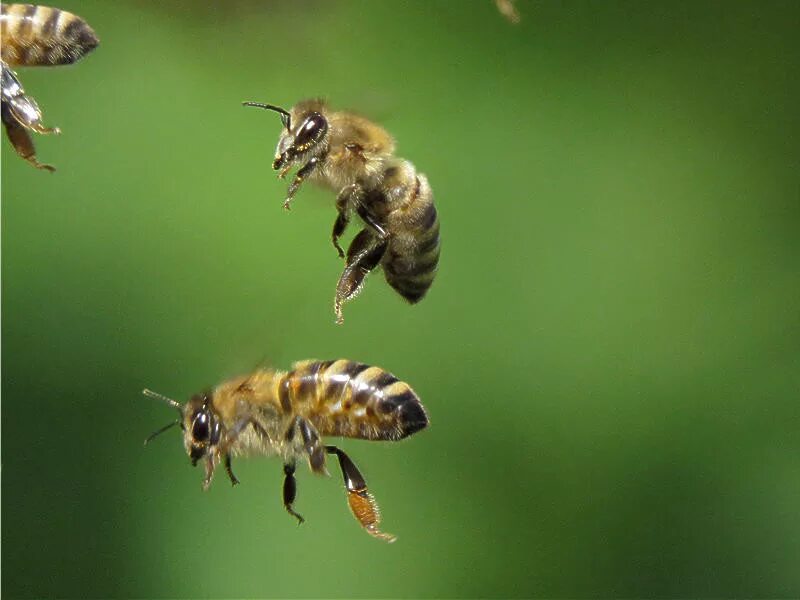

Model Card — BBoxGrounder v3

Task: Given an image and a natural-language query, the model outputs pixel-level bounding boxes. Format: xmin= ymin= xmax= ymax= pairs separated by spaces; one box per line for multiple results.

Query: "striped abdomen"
xmin=1 ymin=4 xmax=99 ymax=66
xmin=278 ymin=359 xmax=428 ymax=441
xmin=382 ymin=173 xmax=440 ymax=303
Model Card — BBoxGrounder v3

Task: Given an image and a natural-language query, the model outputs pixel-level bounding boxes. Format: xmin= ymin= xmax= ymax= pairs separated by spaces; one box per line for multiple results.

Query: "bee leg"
xmin=224 ymin=454 xmax=240 ymax=486
xmin=286 ymin=415 xmax=327 ymax=474
xmin=332 ymin=184 xmax=362 ymax=258
xmin=282 ymin=463 xmax=305 ymax=525
xmin=202 ymin=455 xmax=217 ymax=491
xmin=27 ymin=121 xmax=60 ymax=135
xmin=283 ymin=156 xmax=320 ymax=210
xmin=356 ymin=206 xmax=390 ymax=239
xmin=210 ymin=415 xmax=258 ymax=489
xmin=495 ymin=0 xmax=521 ymax=23
xmin=2 ymin=104 xmax=56 ymax=172
xmin=325 ymin=446 xmax=396 ymax=543
xmin=332 ymin=213 xmax=348 ymax=259
xmin=334 ymin=229 xmax=387 ymax=324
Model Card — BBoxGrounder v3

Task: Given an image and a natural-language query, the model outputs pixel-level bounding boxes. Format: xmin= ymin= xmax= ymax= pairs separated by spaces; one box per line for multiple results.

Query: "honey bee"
xmin=1 ymin=3 xmax=99 ymax=171
xmin=243 ymin=99 xmax=440 ymax=324
xmin=495 ymin=0 xmax=520 ymax=24
xmin=143 ymin=359 xmax=429 ymax=542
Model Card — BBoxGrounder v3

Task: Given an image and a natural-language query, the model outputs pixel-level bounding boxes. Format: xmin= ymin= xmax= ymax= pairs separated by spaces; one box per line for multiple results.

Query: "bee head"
xmin=142 ymin=388 xmax=221 ymax=466
xmin=183 ymin=393 xmax=222 ymax=466
xmin=242 ymin=99 xmax=329 ymax=171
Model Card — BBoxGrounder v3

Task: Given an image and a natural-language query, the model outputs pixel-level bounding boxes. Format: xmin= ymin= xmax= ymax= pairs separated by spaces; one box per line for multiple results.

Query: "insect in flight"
xmin=143 ymin=359 xmax=429 ymax=542
xmin=243 ymin=99 xmax=440 ymax=324
xmin=495 ymin=0 xmax=520 ymax=24
xmin=1 ymin=3 xmax=99 ymax=171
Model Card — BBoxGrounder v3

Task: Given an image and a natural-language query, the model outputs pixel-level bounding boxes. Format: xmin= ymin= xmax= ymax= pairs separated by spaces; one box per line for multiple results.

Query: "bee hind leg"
xmin=334 ymin=229 xmax=387 ymax=324
xmin=28 ymin=121 xmax=60 ymax=135
xmin=2 ymin=105 xmax=56 ymax=172
xmin=325 ymin=445 xmax=396 ymax=543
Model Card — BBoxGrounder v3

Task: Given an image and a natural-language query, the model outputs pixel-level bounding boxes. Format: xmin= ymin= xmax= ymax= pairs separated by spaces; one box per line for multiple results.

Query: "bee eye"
xmin=192 ymin=412 xmax=210 ymax=441
xmin=210 ymin=419 xmax=221 ymax=445
xmin=294 ymin=113 xmax=327 ymax=148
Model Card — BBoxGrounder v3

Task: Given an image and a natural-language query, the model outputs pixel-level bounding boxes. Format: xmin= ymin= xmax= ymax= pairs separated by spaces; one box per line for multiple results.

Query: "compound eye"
xmin=210 ymin=419 xmax=221 ymax=445
xmin=191 ymin=412 xmax=210 ymax=442
xmin=294 ymin=113 xmax=327 ymax=148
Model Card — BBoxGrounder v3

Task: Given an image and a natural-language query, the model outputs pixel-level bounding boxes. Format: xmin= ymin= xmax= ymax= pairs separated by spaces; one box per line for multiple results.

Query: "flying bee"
xmin=1 ymin=3 xmax=99 ymax=171
xmin=243 ymin=99 xmax=440 ymax=324
xmin=495 ymin=0 xmax=520 ymax=24
xmin=143 ymin=359 xmax=429 ymax=542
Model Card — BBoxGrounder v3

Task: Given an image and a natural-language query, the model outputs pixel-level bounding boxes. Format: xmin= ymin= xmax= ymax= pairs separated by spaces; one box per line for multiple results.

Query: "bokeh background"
xmin=2 ymin=0 xmax=799 ymax=597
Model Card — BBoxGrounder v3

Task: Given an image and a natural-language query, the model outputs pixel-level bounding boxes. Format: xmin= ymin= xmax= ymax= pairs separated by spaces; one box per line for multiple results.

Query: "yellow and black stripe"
xmin=383 ymin=178 xmax=440 ymax=303
xmin=278 ymin=359 xmax=428 ymax=441
xmin=1 ymin=4 xmax=98 ymax=66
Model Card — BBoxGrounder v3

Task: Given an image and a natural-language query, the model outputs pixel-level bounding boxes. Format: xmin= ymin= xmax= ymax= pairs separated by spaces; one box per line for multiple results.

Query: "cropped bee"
xmin=495 ymin=0 xmax=520 ymax=24
xmin=243 ymin=99 xmax=440 ymax=324
xmin=1 ymin=3 xmax=99 ymax=171
xmin=144 ymin=359 xmax=429 ymax=542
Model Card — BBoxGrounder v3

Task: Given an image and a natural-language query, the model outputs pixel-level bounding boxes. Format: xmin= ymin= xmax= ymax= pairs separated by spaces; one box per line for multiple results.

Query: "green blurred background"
xmin=2 ymin=0 xmax=799 ymax=597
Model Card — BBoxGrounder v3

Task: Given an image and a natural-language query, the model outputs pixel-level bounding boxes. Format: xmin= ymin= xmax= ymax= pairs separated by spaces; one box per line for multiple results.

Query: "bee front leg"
xmin=325 ymin=445 xmax=396 ymax=543
xmin=208 ymin=414 xmax=255 ymax=489
xmin=2 ymin=104 xmax=55 ymax=172
xmin=282 ymin=462 xmax=305 ymax=525
xmin=283 ymin=156 xmax=320 ymax=210
xmin=334 ymin=229 xmax=387 ymax=324
xmin=202 ymin=455 xmax=217 ymax=491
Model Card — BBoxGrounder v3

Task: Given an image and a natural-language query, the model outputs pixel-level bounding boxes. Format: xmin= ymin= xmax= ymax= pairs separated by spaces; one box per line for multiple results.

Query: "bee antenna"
xmin=242 ymin=101 xmax=291 ymax=131
xmin=142 ymin=388 xmax=182 ymax=410
xmin=144 ymin=420 xmax=180 ymax=446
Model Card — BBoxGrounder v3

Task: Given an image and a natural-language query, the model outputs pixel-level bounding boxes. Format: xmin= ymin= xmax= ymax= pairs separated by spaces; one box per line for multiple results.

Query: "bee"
xmin=143 ymin=359 xmax=429 ymax=542
xmin=243 ymin=99 xmax=440 ymax=324
xmin=495 ymin=0 xmax=520 ymax=24
xmin=1 ymin=3 xmax=99 ymax=171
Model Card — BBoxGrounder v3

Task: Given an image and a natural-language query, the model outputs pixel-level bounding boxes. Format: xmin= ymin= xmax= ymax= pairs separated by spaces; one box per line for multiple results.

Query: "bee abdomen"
xmin=1 ymin=4 xmax=98 ymax=66
xmin=282 ymin=359 xmax=428 ymax=441
xmin=383 ymin=175 xmax=440 ymax=303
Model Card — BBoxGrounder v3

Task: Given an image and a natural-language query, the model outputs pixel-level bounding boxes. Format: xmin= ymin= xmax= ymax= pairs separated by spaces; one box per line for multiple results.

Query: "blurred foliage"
xmin=2 ymin=0 xmax=800 ymax=597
